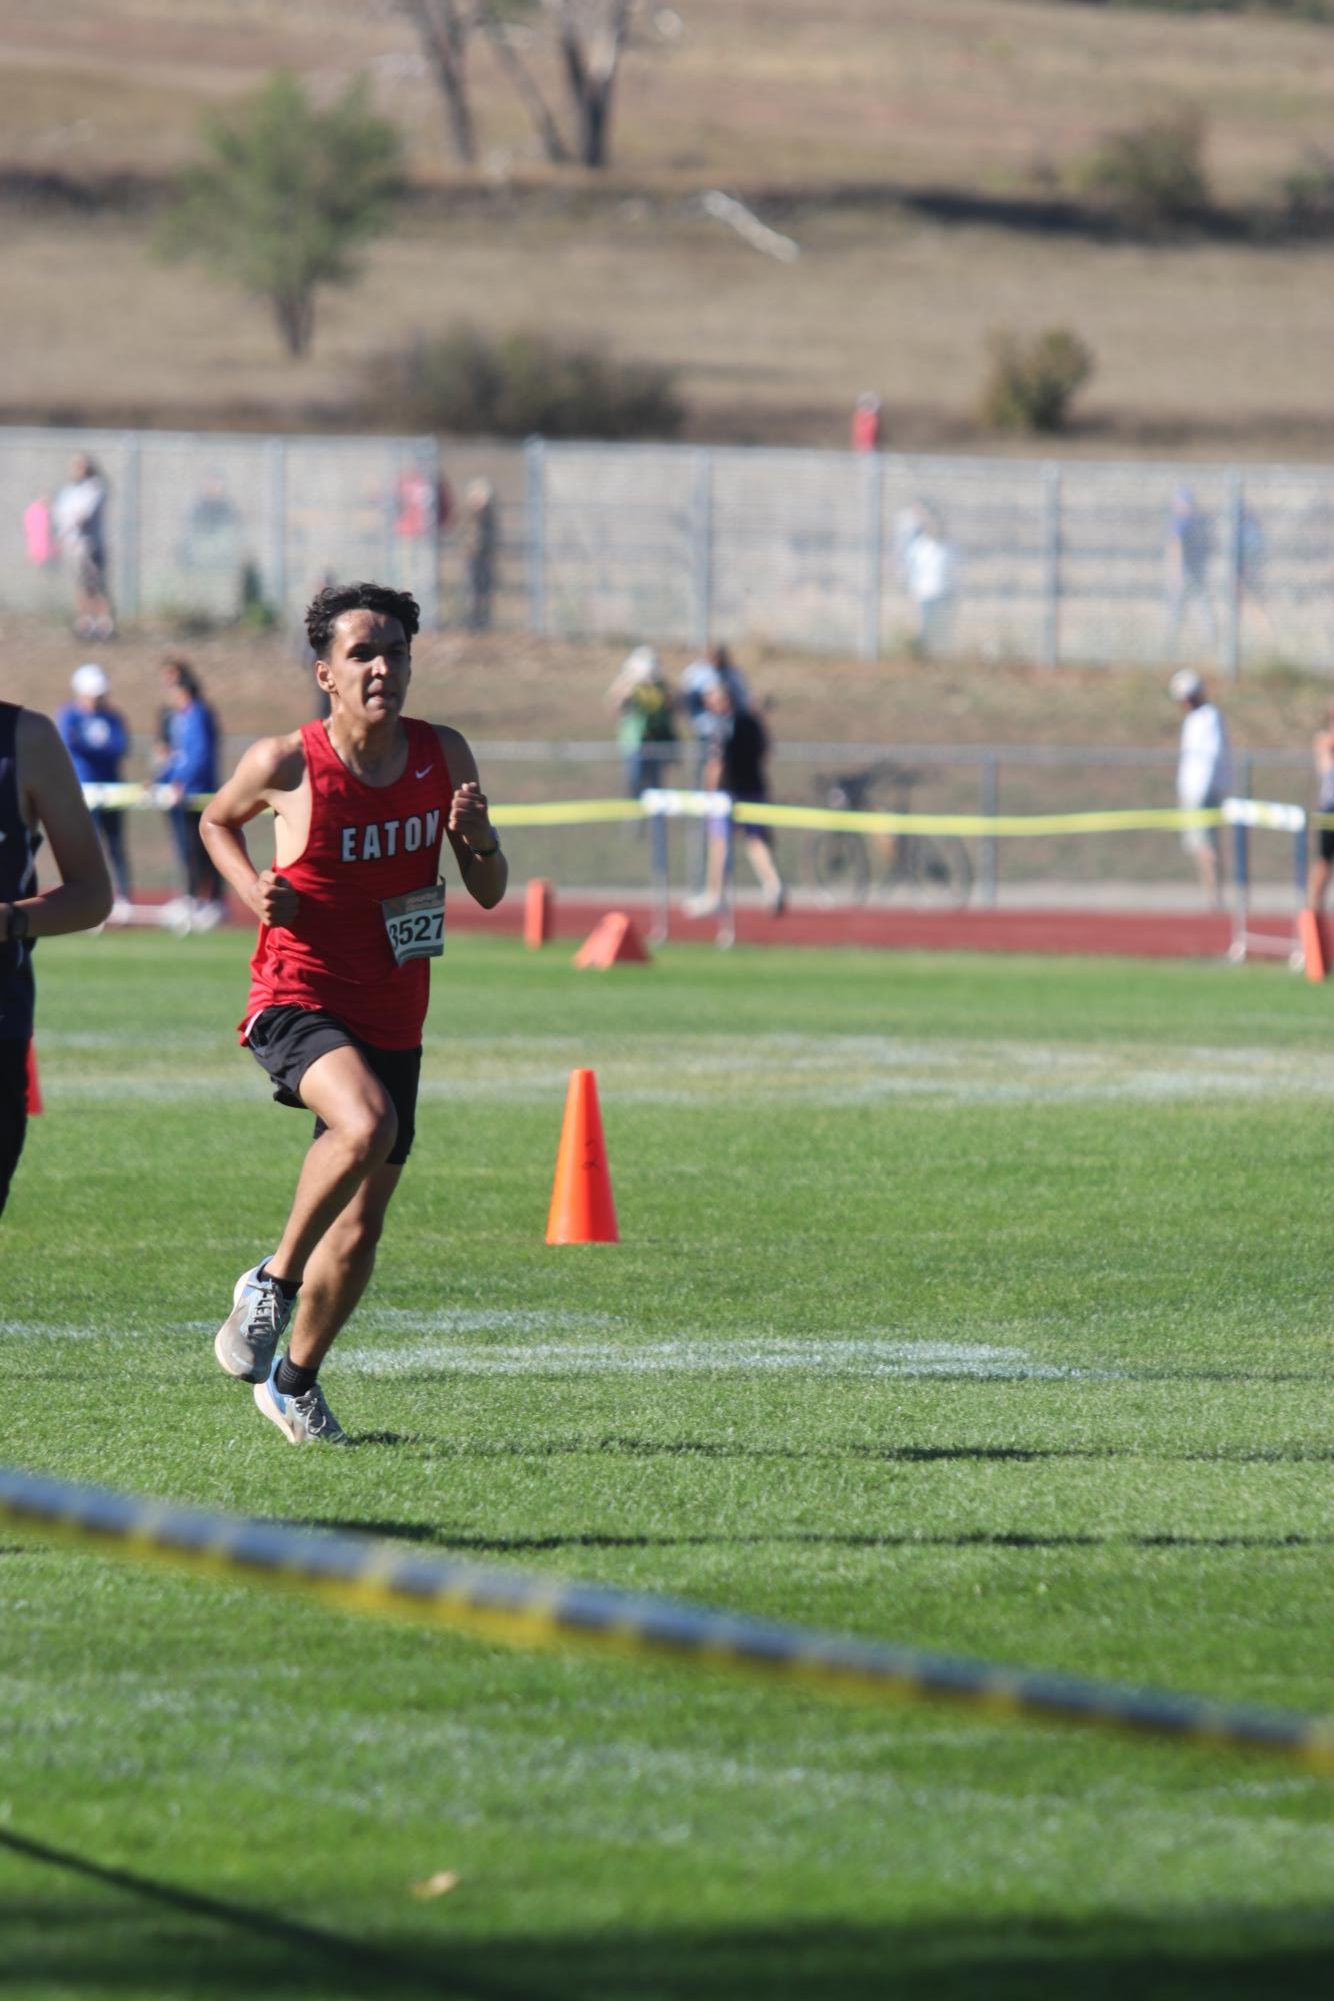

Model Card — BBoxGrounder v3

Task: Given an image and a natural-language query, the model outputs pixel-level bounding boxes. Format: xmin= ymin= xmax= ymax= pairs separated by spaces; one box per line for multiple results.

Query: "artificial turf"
xmin=1 ymin=929 xmax=1331 ymax=1999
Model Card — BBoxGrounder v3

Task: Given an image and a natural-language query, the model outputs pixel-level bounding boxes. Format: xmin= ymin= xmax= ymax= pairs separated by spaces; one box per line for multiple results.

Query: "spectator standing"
xmin=1165 ymin=486 xmax=1217 ymax=653
xmin=156 ymin=658 xmax=224 ymax=931
xmin=851 ymin=392 xmax=882 ymax=453
xmin=1307 ymin=699 xmax=1334 ymax=913
xmin=56 ymin=663 xmax=133 ymax=921
xmin=1234 ymin=500 xmax=1274 ymax=649
xmin=52 ymin=454 xmax=115 ymax=641
xmin=900 ymin=504 xmax=956 ymax=656
xmin=1170 ymin=668 xmax=1231 ymax=907
xmin=462 ymin=478 xmax=497 ymax=631
xmin=686 ymin=677 xmax=785 ymax=918
xmin=679 ymin=645 xmax=750 ymax=784
xmin=606 ymin=646 xmax=678 ymax=799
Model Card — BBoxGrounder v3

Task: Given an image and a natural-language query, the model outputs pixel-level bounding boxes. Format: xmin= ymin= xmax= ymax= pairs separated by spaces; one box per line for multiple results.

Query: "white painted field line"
xmin=338 ymin=1334 xmax=1104 ymax=1381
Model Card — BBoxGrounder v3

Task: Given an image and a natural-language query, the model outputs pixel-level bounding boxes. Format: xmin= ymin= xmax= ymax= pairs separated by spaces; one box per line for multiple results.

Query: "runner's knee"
xmin=333 ymin=1096 xmax=398 ymax=1167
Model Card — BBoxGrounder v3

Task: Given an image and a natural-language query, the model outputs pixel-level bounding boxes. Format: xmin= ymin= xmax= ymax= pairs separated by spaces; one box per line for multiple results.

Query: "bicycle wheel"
xmin=890 ymin=835 xmax=973 ymax=908
xmin=810 ymin=830 xmax=871 ymax=905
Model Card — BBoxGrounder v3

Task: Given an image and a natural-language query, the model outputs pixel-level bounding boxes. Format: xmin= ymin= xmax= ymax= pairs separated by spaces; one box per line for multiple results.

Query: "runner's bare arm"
xmin=436 ymin=726 xmax=508 ymax=911
xmin=0 ymin=710 xmax=112 ymax=942
xmin=200 ymin=734 xmax=306 ymax=925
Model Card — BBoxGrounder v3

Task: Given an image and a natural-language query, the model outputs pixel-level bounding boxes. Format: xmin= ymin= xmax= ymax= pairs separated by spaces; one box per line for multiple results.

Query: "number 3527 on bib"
xmin=381 ymin=882 xmax=446 ymax=966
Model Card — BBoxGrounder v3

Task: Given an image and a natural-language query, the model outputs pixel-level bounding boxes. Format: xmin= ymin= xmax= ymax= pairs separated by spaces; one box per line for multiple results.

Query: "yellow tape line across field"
xmin=85 ymin=784 xmax=1316 ymax=838
xmin=2 ymin=1465 xmax=1331 ymax=1775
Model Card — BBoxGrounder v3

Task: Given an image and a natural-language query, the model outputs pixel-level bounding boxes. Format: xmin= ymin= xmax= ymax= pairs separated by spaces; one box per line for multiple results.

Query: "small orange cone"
xmin=24 ymin=1042 xmax=43 ymax=1116
xmin=524 ymin=878 xmax=554 ymax=949
xmin=573 ymin=912 xmax=650 ymax=969
xmin=546 ymin=1068 xmax=619 ymax=1244
xmin=1299 ymin=909 xmax=1328 ymax=983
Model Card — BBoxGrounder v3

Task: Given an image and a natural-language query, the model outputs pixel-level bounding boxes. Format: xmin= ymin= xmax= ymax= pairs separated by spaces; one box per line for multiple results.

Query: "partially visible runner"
xmin=200 ymin=581 xmax=508 ymax=1444
xmin=1 ymin=702 xmax=113 ymax=1218
xmin=1308 ymin=697 xmax=1334 ymax=913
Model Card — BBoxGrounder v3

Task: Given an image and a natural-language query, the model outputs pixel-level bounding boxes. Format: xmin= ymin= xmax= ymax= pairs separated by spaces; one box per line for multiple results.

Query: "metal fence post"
xmin=524 ymin=435 xmax=547 ymax=635
xmin=1041 ymin=464 xmax=1062 ymax=668
xmin=980 ymin=753 xmax=999 ymax=907
xmin=691 ymin=449 xmax=713 ymax=651
xmin=862 ymin=451 xmax=883 ymax=661
xmin=1223 ymin=470 xmax=1243 ymax=679
xmin=268 ymin=437 xmax=286 ymax=622
xmin=119 ymin=432 xmax=140 ymax=622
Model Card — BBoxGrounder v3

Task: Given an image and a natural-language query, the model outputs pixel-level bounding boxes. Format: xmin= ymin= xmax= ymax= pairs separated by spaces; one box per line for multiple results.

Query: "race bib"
xmin=381 ymin=882 xmax=445 ymax=966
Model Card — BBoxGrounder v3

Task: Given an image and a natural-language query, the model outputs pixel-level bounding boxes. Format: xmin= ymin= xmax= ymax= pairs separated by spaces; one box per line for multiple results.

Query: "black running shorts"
xmin=244 ymin=1004 xmax=422 ymax=1166
xmin=0 ymin=1039 xmax=30 ymax=1218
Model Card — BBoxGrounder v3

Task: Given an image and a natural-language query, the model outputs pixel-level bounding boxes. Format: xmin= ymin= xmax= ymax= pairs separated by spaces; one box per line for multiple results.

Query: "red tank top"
xmin=245 ymin=717 xmax=452 ymax=1050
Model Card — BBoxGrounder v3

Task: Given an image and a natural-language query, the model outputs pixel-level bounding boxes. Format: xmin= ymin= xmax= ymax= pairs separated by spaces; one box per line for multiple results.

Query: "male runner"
xmin=1 ymin=702 xmax=113 ymax=1217
xmin=199 ymin=581 xmax=507 ymax=1444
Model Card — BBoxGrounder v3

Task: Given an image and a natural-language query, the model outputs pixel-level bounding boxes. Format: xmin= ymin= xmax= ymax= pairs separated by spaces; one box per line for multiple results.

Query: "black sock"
xmin=274 ymin=1353 xmax=318 ymax=1397
xmin=259 ymin=1263 xmax=301 ymax=1303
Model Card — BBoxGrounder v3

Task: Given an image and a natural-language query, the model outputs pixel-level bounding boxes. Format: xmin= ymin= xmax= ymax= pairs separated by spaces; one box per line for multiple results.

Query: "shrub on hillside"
xmin=981 ymin=328 xmax=1095 ymax=435
xmin=366 ymin=326 xmax=685 ymax=440
xmin=1281 ymin=148 xmax=1334 ymax=233
xmin=1077 ymin=109 xmax=1211 ymax=230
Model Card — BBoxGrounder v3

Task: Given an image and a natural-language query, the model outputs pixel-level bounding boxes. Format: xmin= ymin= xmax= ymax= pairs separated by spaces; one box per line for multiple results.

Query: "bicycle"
xmin=807 ymin=761 xmax=973 ymax=907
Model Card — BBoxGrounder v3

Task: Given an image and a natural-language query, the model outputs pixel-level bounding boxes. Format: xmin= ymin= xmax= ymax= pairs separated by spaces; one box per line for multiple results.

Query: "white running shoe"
xmin=214 ymin=1261 xmax=293 ymax=1383
xmin=253 ymin=1359 xmax=349 ymax=1446
xmin=190 ymin=899 xmax=226 ymax=932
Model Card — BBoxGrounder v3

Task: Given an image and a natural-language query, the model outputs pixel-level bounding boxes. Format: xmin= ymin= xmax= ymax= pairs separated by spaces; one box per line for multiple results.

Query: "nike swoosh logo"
xmin=415 ymin=767 xmax=432 ymax=780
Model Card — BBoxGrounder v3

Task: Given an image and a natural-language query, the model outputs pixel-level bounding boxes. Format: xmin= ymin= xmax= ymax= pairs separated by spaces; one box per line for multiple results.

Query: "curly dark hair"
xmin=305 ymin=581 xmax=421 ymax=659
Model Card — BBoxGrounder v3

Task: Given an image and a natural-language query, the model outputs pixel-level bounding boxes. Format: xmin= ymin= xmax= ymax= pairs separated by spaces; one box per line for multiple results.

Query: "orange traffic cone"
xmin=1299 ymin=909 xmax=1328 ymax=983
xmin=546 ymin=1068 xmax=619 ymax=1244
xmin=525 ymin=878 xmax=555 ymax=949
xmin=24 ymin=1042 xmax=43 ymax=1116
xmin=573 ymin=912 xmax=650 ymax=969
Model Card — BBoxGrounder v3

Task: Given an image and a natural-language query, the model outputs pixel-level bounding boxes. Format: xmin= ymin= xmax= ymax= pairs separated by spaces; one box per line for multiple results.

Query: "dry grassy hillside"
xmin=1 ymin=1 xmax=1332 ymax=453
xmin=5 ymin=0 xmax=1333 ymax=196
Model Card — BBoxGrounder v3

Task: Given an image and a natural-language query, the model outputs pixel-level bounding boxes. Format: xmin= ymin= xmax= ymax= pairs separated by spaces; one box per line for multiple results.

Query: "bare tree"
xmin=399 ymin=0 xmax=650 ymax=173
xmin=476 ymin=5 xmax=570 ymax=164
xmin=546 ymin=1 xmax=637 ymax=170
xmin=400 ymin=0 xmax=478 ymax=164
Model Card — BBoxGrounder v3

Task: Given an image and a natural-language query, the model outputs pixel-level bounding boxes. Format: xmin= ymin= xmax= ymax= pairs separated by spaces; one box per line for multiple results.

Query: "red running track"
xmin=448 ymin=891 xmax=1297 ymax=961
xmin=142 ymin=889 xmax=1295 ymax=960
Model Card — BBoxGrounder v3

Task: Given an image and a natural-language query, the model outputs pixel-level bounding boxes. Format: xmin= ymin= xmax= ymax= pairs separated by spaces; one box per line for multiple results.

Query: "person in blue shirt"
xmin=56 ymin=662 xmax=133 ymax=917
xmin=155 ymin=656 xmax=224 ymax=931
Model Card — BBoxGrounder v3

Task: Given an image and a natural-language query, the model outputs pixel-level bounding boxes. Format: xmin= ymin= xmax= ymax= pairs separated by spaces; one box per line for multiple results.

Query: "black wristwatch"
xmin=6 ymin=904 xmax=29 ymax=944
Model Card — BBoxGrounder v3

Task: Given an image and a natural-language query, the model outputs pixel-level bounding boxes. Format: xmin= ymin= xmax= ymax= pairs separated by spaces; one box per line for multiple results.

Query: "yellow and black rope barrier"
xmin=3 ymin=1464 xmax=1331 ymax=1775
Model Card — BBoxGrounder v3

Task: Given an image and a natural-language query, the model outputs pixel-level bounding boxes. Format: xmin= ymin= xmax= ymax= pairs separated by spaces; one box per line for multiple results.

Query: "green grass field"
xmin=2 ymin=929 xmax=1333 ymax=1999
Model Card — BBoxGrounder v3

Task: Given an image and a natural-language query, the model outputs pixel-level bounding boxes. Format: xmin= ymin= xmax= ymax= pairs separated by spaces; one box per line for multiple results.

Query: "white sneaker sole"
xmin=213 ymin=1264 xmax=273 ymax=1382
xmin=253 ymin=1379 xmax=303 ymax=1444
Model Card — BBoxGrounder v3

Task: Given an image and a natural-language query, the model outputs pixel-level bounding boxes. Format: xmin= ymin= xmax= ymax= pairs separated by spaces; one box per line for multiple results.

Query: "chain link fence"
xmin=5 ymin=426 xmax=1331 ymax=671
xmin=2 ymin=427 xmax=445 ymax=631
xmin=527 ymin=442 xmax=1334 ymax=672
xmin=90 ymin=735 xmax=1312 ymax=909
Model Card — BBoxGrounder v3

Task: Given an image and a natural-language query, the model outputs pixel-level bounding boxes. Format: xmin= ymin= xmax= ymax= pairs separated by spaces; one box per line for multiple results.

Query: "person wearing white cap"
xmin=1170 ymin=668 xmax=1231 ymax=907
xmin=56 ymin=664 xmax=133 ymax=921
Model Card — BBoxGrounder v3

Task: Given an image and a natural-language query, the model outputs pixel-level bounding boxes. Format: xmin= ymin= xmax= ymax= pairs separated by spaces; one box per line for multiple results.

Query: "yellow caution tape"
xmin=2 ymin=1465 xmax=1331 ymax=1775
xmin=82 ymin=785 xmax=1313 ymax=841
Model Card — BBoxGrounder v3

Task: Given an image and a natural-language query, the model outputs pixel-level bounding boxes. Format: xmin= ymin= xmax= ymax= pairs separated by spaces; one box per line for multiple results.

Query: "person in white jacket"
xmin=1171 ymin=668 xmax=1231 ymax=906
